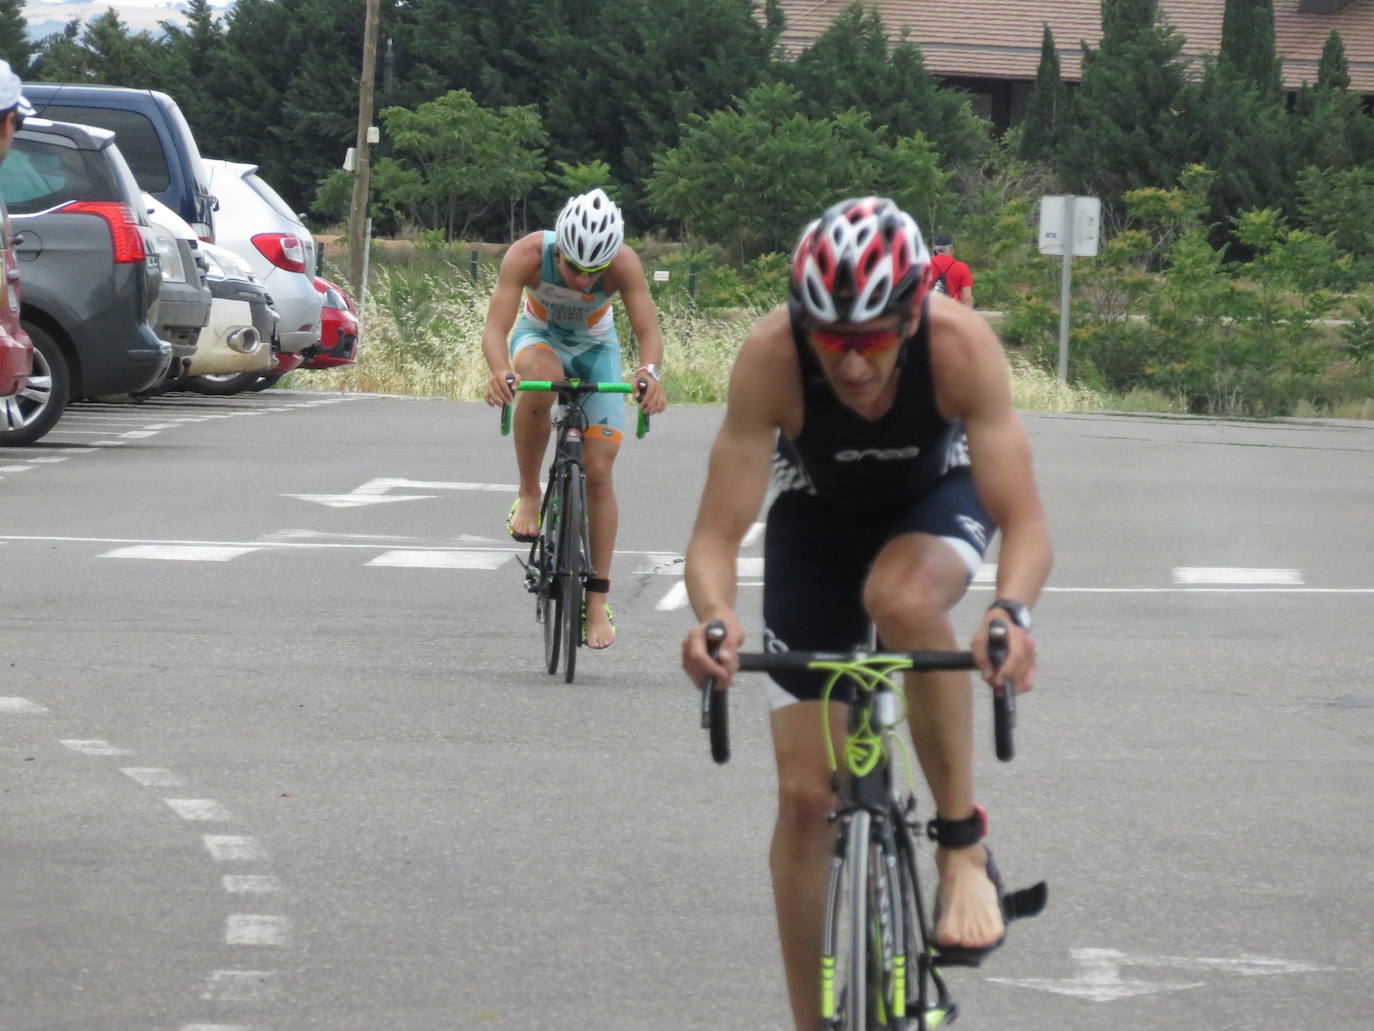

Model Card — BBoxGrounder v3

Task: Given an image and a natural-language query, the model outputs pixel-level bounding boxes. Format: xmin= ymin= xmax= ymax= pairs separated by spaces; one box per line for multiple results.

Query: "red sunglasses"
xmin=809 ymin=326 xmax=902 ymax=356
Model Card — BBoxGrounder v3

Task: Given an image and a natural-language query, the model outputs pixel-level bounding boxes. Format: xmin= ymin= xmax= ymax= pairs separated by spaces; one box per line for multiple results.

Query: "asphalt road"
xmin=1 ymin=391 xmax=1371 ymax=1031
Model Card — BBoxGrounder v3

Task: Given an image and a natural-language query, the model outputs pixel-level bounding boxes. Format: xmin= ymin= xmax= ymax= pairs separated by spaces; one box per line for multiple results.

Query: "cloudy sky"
xmin=25 ymin=1 xmax=235 ymax=38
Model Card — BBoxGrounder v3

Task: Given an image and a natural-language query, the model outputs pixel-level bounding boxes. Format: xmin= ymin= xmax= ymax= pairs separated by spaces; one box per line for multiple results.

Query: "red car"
xmin=301 ymin=276 xmax=359 ymax=369
xmin=0 ymin=194 xmax=37 ymax=439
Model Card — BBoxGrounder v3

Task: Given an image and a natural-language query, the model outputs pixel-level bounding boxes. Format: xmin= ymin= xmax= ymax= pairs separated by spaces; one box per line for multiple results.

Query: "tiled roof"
xmin=774 ymin=1 xmax=1374 ymax=91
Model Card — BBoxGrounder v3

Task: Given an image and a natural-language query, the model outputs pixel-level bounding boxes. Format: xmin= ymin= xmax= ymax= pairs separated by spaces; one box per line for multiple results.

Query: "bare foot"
xmin=507 ymin=494 xmax=540 ymax=539
xmin=934 ymin=844 xmax=1004 ymax=949
xmin=585 ymin=592 xmax=615 ymax=649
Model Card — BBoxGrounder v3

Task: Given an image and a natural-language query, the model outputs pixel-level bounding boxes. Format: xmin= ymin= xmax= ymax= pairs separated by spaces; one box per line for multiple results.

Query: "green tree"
xmin=1018 ymin=23 xmax=1066 ymax=162
xmin=545 ymin=161 xmax=622 ymax=215
xmin=0 ymin=0 xmax=34 ymax=76
xmin=777 ymin=3 xmax=987 ymax=168
xmin=1219 ymin=0 xmax=1282 ymax=100
xmin=647 ymin=82 xmax=949 ymax=260
xmin=1055 ymin=0 xmax=1190 ymax=216
xmin=1175 ymin=57 xmax=1290 ymax=249
xmin=379 ymin=90 xmax=547 ymax=240
xmin=1316 ymin=28 xmax=1350 ymax=90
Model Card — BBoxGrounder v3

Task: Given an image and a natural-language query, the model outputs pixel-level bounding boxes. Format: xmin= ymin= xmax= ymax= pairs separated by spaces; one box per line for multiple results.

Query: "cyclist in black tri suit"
xmin=681 ymin=197 xmax=1052 ymax=1031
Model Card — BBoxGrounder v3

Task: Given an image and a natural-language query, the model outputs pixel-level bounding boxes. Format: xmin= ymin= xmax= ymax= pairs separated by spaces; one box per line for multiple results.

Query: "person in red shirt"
xmin=930 ymin=233 xmax=974 ymax=307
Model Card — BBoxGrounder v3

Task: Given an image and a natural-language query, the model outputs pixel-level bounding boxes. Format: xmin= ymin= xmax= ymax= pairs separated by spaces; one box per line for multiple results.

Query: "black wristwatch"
xmin=988 ymin=599 xmax=1032 ymax=631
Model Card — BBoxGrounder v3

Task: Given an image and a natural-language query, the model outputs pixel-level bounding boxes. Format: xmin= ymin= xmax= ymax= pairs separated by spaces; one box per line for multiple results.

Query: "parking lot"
xmin=2 ymin=395 xmax=1372 ymax=1031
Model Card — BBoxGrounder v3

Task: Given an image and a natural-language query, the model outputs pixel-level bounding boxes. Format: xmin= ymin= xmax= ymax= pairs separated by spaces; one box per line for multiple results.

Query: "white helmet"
xmin=555 ymin=188 xmax=624 ymax=271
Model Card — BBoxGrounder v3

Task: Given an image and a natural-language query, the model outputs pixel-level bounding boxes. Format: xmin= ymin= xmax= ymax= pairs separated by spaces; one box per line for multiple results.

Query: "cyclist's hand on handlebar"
xmin=682 ymin=616 xmax=743 ymax=690
xmin=487 ymin=371 xmax=519 ymax=407
xmin=635 ymin=375 xmax=668 ymax=417
xmin=972 ymin=613 xmax=1037 ymax=695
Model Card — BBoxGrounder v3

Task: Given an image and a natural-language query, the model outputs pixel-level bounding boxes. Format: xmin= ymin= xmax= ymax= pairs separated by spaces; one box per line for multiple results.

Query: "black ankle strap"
xmin=927 ymin=805 xmax=988 ymax=849
xmin=585 ymin=578 xmax=610 ymax=595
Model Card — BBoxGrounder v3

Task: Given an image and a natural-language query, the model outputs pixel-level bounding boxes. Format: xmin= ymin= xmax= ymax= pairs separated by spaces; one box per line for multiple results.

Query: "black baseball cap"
xmin=933 ymin=234 xmax=953 ymax=246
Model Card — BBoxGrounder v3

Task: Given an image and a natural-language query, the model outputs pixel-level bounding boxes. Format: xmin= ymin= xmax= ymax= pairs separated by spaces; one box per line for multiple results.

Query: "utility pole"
xmin=347 ymin=0 xmax=381 ymax=301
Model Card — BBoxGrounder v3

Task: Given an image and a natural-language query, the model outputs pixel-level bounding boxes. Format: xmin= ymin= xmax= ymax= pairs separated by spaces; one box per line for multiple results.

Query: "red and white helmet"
xmin=790 ymin=197 xmax=932 ymax=324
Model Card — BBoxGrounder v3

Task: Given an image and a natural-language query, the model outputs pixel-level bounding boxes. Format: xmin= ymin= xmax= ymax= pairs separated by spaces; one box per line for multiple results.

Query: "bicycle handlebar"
xmin=499 ymin=376 xmax=651 ymax=438
xmin=701 ymin=621 xmax=729 ymax=765
xmin=699 ymin=618 xmax=1018 ymax=765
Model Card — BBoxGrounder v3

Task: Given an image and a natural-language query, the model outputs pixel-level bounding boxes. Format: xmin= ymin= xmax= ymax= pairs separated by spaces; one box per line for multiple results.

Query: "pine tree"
xmin=1219 ymin=0 xmax=1282 ymax=100
xmin=1018 ymin=23 xmax=1065 ymax=162
xmin=778 ymin=3 xmax=987 ymax=168
xmin=1055 ymin=1 xmax=1190 ymax=208
xmin=0 ymin=0 xmax=33 ymax=76
xmin=1316 ymin=29 xmax=1350 ymax=91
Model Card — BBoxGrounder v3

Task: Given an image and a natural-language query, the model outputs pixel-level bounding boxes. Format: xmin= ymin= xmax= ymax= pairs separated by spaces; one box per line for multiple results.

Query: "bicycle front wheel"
xmin=541 ymin=482 xmax=563 ymax=675
xmin=559 ymin=465 xmax=586 ymax=684
xmin=821 ymin=809 xmax=873 ymax=1031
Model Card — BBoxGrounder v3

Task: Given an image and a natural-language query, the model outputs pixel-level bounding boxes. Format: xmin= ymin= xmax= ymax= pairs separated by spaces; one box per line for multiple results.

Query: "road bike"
xmin=500 ymin=377 xmax=648 ymax=683
xmin=700 ymin=621 xmax=1046 ymax=1029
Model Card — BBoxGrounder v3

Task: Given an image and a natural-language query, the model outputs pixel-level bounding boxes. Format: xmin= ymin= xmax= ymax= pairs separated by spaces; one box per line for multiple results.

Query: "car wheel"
xmin=0 ymin=324 xmax=70 ymax=445
xmin=180 ymin=371 xmax=263 ymax=396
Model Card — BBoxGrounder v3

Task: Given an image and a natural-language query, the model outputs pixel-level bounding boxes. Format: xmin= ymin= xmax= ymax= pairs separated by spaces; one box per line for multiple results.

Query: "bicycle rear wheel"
xmin=559 ymin=466 xmax=586 ymax=684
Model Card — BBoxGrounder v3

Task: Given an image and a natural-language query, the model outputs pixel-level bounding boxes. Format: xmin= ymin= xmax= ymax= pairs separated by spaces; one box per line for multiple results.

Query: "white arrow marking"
xmin=990 ymin=948 xmax=1204 ymax=1001
xmin=1128 ymin=953 xmax=1329 ymax=976
xmin=285 ymin=492 xmax=438 ymax=508
xmin=285 ymin=477 xmax=519 ymax=508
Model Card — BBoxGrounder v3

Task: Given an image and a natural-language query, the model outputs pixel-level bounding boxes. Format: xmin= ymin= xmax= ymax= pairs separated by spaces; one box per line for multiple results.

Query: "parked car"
xmin=22 ymin=83 xmax=215 ymax=240
xmin=203 ymin=159 xmax=321 ymax=355
xmin=178 ymin=240 xmax=277 ymax=393
xmin=0 ymin=192 xmax=36 ymax=439
xmin=142 ymin=193 xmax=212 ymax=383
xmin=300 ymin=276 xmax=359 ymax=369
xmin=0 ymin=118 xmax=170 ymax=437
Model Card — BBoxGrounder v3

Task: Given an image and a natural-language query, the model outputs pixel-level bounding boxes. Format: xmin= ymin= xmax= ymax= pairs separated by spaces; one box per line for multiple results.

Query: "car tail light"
xmin=252 ymin=232 xmax=306 ymax=274
xmin=59 ymin=201 xmax=146 ymax=264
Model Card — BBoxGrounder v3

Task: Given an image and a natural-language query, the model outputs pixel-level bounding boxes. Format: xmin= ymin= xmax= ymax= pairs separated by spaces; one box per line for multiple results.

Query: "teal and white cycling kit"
xmin=510 ymin=230 xmax=625 ymax=441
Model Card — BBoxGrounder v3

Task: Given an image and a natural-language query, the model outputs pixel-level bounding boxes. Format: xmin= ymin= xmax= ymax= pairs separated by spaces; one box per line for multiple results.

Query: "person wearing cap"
xmin=0 ymin=59 xmax=34 ymax=164
xmin=930 ymin=233 xmax=974 ymax=308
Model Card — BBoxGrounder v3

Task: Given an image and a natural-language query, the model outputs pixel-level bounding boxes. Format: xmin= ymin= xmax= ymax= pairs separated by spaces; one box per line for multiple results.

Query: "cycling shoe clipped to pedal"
xmin=931 ymin=849 xmax=1047 ymax=968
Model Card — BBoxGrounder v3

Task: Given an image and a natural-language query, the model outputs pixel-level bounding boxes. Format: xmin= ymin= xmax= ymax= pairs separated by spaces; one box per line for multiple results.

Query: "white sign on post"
xmin=1037 ymin=194 xmax=1101 ymax=382
xmin=1038 ymin=196 xmax=1102 ymax=257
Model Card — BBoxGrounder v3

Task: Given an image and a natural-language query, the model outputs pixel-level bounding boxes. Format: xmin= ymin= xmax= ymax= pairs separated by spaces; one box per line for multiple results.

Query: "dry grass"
xmin=290 ymin=264 xmax=1145 ymax=416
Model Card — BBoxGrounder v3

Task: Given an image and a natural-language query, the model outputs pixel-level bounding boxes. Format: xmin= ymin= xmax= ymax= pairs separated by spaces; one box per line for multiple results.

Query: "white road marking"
xmin=656 ymin=581 xmax=689 ymax=611
xmin=201 ymin=969 xmax=276 ymax=1003
xmin=367 ymin=549 xmax=511 ymax=569
xmin=60 ymin=739 xmax=133 ymax=756
xmin=19 ymin=456 xmax=70 ymax=463
xmin=223 ymin=875 xmax=281 ymax=894
xmin=91 ymin=440 xmax=129 ymax=446
xmin=1173 ymin=567 xmax=1303 ymax=585
xmin=226 ymin=915 xmax=290 ymax=947
xmin=286 ymin=476 xmax=519 ymax=508
xmin=0 ymin=697 xmax=47 ymax=713
xmin=992 ymin=948 xmax=1202 ymax=1001
xmin=100 ymin=544 xmax=260 ymax=562
xmin=742 ymin=521 xmax=766 ymax=547
xmin=974 ymin=563 xmax=996 ymax=583
xmin=990 ymin=947 xmax=1326 ymax=1002
xmin=121 ymin=766 xmax=186 ymax=787
xmin=119 ymin=430 xmax=160 ymax=439
xmin=0 ymin=464 xmax=33 ymax=472
xmin=181 ymin=1025 xmax=251 ymax=1031
xmin=164 ymin=799 xmax=233 ymax=821
xmin=203 ymin=835 xmax=269 ymax=862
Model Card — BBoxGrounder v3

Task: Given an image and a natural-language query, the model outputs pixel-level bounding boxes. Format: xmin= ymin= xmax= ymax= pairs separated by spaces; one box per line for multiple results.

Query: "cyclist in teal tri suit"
xmin=483 ymin=189 xmax=668 ymax=649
